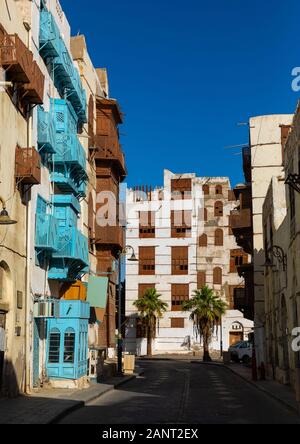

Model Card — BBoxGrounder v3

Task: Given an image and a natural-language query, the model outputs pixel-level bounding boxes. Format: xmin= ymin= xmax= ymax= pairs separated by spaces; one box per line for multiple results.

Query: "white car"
xmin=229 ymin=341 xmax=253 ymax=364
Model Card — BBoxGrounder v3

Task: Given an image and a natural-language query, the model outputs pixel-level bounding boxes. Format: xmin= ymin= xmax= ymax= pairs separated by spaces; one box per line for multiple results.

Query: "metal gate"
xmin=33 ymin=318 xmax=40 ymax=387
xmin=0 ymin=311 xmax=6 ymax=391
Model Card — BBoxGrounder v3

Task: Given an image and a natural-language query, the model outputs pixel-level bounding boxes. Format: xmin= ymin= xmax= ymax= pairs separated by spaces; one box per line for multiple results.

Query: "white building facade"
xmin=125 ymin=170 xmax=253 ymax=356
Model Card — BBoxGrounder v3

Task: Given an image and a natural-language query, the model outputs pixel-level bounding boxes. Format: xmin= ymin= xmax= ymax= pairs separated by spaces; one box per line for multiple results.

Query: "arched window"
xmin=214 ymin=201 xmax=223 ymax=217
xmin=48 ymin=329 xmax=61 ymax=364
xmin=197 ymin=271 xmax=206 ymax=289
xmin=203 ymin=185 xmax=210 ymax=195
xmin=216 ymin=185 xmax=223 ymax=195
xmin=215 ymin=229 xmax=223 ymax=246
xmin=64 ymin=328 xmax=75 ymax=364
xmin=199 ymin=233 xmax=208 ymax=247
xmin=213 ymin=267 xmax=222 ymax=285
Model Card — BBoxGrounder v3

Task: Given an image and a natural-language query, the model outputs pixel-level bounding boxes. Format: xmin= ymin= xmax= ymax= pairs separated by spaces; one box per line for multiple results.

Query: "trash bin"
xmin=123 ymin=354 xmax=135 ymax=375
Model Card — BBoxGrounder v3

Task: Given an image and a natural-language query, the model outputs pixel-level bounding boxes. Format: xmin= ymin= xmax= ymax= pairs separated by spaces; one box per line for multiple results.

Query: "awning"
xmin=87 ymin=276 xmax=109 ymax=310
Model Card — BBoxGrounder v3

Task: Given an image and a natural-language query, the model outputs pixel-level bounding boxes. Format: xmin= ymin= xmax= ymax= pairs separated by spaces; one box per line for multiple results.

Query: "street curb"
xmin=224 ymin=365 xmax=300 ymax=417
xmin=49 ymin=371 xmax=144 ymax=424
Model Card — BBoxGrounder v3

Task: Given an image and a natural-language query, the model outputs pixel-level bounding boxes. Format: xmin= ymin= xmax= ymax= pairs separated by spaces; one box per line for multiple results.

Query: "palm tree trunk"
xmin=147 ymin=324 xmax=152 ymax=356
xmin=203 ymin=333 xmax=212 ymax=362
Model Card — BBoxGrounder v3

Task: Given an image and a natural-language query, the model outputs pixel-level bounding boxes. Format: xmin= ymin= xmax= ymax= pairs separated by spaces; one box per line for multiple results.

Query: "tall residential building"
xmin=125 ymin=170 xmax=253 ymax=356
xmin=230 ymin=114 xmax=293 ymax=374
xmin=0 ymin=0 xmax=126 ymax=395
xmin=261 ymin=103 xmax=300 ymax=397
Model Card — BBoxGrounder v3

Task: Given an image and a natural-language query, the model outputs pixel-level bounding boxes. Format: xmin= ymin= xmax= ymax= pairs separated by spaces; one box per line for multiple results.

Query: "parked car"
xmin=229 ymin=340 xmax=253 ymax=364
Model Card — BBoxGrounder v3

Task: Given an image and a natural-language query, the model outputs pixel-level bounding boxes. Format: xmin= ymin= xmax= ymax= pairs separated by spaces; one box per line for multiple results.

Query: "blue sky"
xmin=61 ymin=0 xmax=300 ymax=188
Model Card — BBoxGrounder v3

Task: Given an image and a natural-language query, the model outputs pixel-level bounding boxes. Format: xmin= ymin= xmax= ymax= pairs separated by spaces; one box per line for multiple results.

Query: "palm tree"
xmin=133 ymin=288 xmax=168 ymax=356
xmin=183 ymin=286 xmax=227 ymax=362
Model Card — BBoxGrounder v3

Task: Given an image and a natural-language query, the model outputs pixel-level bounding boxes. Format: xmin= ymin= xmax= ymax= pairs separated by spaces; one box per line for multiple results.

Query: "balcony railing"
xmin=52 ymin=227 xmax=89 ymax=265
xmin=35 ymin=214 xmax=59 ymax=251
xmin=51 ymin=170 xmax=87 ymax=198
xmin=15 ymin=146 xmax=41 ymax=185
xmin=23 ymin=61 xmax=45 ymax=105
xmin=54 ymin=133 xmax=86 ymax=173
xmin=94 ymin=135 xmax=126 ymax=176
xmin=39 ymin=10 xmax=87 ymax=124
xmin=229 ymin=208 xmax=252 ymax=230
xmin=38 ymin=107 xmax=56 ymax=154
xmin=0 ymin=33 xmax=33 ymax=83
xmin=95 ymin=225 xmax=125 ymax=250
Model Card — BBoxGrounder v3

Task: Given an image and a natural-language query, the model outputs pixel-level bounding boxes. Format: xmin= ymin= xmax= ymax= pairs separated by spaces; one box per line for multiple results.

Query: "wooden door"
xmin=230 ymin=332 xmax=243 ymax=346
xmin=0 ymin=311 xmax=6 ymax=391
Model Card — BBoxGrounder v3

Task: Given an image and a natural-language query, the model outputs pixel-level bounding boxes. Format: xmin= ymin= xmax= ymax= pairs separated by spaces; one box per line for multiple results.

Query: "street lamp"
xmin=0 ymin=196 xmax=17 ymax=225
xmin=263 ymin=246 xmax=287 ymax=272
xmin=117 ymin=245 xmax=138 ymax=375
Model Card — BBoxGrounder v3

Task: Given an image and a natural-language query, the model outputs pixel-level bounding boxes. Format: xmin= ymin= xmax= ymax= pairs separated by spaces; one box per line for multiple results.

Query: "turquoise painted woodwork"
xmin=37 ymin=106 xmax=56 ymax=154
xmin=39 ymin=8 xmax=87 ymax=124
xmin=35 ymin=214 xmax=59 ymax=252
xmin=46 ymin=301 xmax=90 ymax=380
xmin=87 ymin=277 xmax=109 ymax=309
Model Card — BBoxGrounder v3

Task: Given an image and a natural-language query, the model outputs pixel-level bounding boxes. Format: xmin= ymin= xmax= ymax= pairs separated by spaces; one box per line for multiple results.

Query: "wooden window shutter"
xmin=216 ymin=185 xmax=223 ymax=195
xmin=171 ymin=318 xmax=185 ymax=329
xmin=214 ymin=201 xmax=223 ymax=217
xmin=139 ymin=211 xmax=155 ymax=238
xmin=139 ymin=246 xmax=155 ymax=275
xmin=203 ymin=185 xmax=209 ymax=195
xmin=171 ymin=246 xmax=189 ymax=275
xmin=171 ymin=284 xmax=189 ymax=311
xmin=197 ymin=271 xmax=206 ymax=289
xmin=199 ymin=233 xmax=208 ymax=247
xmin=138 ymin=284 xmax=155 ymax=298
xmin=228 ymin=190 xmax=236 ymax=201
xmin=204 ymin=208 xmax=208 ymax=222
xmin=215 ymin=229 xmax=223 ymax=246
xmin=213 ymin=267 xmax=222 ymax=285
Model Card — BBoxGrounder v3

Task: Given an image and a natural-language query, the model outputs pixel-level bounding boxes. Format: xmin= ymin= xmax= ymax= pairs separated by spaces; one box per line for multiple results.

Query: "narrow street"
xmin=59 ymin=361 xmax=300 ymax=425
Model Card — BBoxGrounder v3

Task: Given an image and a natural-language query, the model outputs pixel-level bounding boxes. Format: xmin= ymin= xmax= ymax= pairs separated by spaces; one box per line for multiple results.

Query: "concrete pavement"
xmin=0 ymin=372 xmax=142 ymax=424
xmin=59 ymin=360 xmax=300 ymax=424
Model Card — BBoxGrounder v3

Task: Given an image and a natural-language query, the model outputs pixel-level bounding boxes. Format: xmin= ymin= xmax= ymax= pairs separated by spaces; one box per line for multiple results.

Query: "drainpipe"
xmin=25 ymin=26 xmax=32 ymax=395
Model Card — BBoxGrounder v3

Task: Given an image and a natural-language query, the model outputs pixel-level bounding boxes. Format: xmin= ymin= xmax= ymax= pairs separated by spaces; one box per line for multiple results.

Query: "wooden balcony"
xmin=23 ymin=61 xmax=45 ymax=104
xmin=229 ymin=208 xmax=252 ymax=230
xmin=15 ymin=146 xmax=41 ymax=185
xmin=0 ymin=33 xmax=33 ymax=83
xmin=95 ymin=225 xmax=125 ymax=250
xmin=94 ymin=135 xmax=126 ymax=177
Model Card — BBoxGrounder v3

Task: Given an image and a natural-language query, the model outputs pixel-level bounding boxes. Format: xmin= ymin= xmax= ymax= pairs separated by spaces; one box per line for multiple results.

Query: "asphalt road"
xmin=60 ymin=360 xmax=300 ymax=425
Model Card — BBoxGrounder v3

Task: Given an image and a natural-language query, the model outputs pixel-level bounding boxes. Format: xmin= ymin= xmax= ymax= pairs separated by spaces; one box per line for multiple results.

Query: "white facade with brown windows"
xmin=125 ymin=170 xmax=253 ymax=356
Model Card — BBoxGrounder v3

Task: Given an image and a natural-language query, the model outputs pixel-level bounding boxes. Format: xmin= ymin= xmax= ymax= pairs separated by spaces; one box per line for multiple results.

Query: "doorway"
xmin=230 ymin=332 xmax=243 ymax=346
xmin=0 ymin=311 xmax=6 ymax=391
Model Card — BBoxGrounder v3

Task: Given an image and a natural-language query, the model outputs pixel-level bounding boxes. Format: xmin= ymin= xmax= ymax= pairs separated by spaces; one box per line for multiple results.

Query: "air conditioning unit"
xmin=34 ymin=300 xmax=60 ymax=318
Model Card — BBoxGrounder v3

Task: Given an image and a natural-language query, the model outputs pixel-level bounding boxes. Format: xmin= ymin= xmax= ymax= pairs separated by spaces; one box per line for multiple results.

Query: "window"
xmin=138 ymin=284 xmax=155 ymax=298
xmin=197 ymin=271 xmax=206 ymax=289
xmin=213 ymin=267 xmax=222 ymax=285
xmin=215 ymin=229 xmax=223 ymax=246
xmin=216 ymin=185 xmax=223 ymax=195
xmin=199 ymin=233 xmax=208 ymax=247
xmin=171 ymin=318 xmax=185 ymax=329
xmin=204 ymin=208 xmax=208 ymax=222
xmin=203 ymin=185 xmax=210 ymax=195
xmin=171 ymin=210 xmax=192 ymax=238
xmin=139 ymin=247 xmax=155 ymax=275
xmin=214 ymin=201 xmax=223 ymax=217
xmin=139 ymin=211 xmax=155 ymax=238
xmin=48 ymin=329 xmax=61 ymax=364
xmin=171 ymin=179 xmax=192 ymax=200
xmin=171 ymin=284 xmax=189 ymax=311
xmin=64 ymin=328 xmax=75 ymax=364
xmin=230 ymin=249 xmax=248 ymax=273
xmin=171 ymin=246 xmax=189 ymax=275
